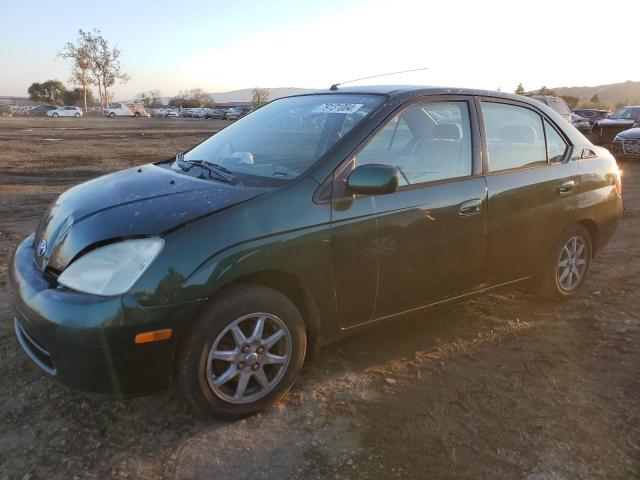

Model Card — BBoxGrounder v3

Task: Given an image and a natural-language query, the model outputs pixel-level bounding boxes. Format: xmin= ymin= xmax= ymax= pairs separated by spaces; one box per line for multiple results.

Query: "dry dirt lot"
xmin=0 ymin=117 xmax=638 ymax=479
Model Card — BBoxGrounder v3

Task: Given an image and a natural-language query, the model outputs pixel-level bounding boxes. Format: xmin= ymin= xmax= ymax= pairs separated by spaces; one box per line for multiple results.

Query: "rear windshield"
xmin=179 ymin=94 xmax=383 ymax=186
xmin=547 ymin=98 xmax=570 ymax=116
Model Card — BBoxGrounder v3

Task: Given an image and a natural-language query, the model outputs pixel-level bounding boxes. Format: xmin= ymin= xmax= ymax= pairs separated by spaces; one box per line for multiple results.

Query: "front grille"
xmin=14 ymin=319 xmax=56 ymax=375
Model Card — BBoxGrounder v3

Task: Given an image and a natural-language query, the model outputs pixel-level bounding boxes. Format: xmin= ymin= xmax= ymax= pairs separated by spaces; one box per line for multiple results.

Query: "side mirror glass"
xmin=346 ymin=164 xmax=399 ymax=195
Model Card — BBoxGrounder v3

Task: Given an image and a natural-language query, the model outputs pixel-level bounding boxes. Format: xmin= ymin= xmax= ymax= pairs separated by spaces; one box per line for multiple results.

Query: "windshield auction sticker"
xmin=313 ymin=103 xmax=363 ymax=114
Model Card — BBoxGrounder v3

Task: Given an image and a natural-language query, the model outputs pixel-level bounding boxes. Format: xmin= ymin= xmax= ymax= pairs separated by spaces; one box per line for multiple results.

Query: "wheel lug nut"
xmin=242 ymin=345 xmax=250 ymax=353
xmin=257 ymin=347 xmax=264 ymax=353
xmin=238 ymin=362 xmax=245 ymax=369
xmin=252 ymin=364 xmax=260 ymax=371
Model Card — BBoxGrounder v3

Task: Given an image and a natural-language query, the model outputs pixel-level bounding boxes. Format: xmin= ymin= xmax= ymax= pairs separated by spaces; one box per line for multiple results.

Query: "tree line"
xmin=137 ymin=87 xmax=271 ymax=109
xmin=515 ymin=83 xmax=627 ymax=111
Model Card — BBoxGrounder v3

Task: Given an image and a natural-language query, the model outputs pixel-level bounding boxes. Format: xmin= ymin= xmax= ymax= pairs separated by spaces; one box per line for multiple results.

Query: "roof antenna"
xmin=330 ymin=67 xmax=429 ymax=90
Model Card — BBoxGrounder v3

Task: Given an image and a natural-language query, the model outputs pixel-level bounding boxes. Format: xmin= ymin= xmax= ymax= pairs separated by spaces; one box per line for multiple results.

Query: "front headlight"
xmin=58 ymin=238 xmax=164 ymax=296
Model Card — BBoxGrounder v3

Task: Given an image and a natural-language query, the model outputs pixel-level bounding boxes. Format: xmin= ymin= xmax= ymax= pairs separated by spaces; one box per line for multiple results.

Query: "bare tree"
xmin=58 ymin=30 xmax=95 ymax=112
xmin=139 ymin=89 xmax=163 ymax=108
xmin=70 ymin=29 xmax=129 ymax=111
xmin=251 ymin=87 xmax=270 ymax=108
xmin=93 ymin=32 xmax=130 ymax=110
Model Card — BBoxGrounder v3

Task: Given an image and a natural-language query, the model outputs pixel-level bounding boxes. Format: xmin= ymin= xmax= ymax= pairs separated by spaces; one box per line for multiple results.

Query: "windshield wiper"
xmin=175 ymin=155 xmax=239 ymax=185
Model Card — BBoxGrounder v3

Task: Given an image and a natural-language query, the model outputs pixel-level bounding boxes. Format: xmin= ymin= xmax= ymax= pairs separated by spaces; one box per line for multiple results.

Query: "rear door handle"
xmin=558 ymin=180 xmax=576 ymax=195
xmin=458 ymin=198 xmax=482 ymax=217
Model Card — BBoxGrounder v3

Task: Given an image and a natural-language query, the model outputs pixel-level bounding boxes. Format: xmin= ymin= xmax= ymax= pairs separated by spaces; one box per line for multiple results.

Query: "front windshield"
xmin=177 ymin=94 xmax=383 ymax=186
xmin=610 ymin=107 xmax=640 ymax=120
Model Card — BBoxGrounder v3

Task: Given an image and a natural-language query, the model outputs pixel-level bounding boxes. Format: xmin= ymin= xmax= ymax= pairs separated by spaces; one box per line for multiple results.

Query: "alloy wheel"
xmin=557 ymin=235 xmax=588 ymax=292
xmin=206 ymin=312 xmax=292 ymax=404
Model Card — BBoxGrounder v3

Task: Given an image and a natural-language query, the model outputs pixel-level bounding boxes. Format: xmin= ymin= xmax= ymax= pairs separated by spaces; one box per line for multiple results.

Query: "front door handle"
xmin=458 ymin=198 xmax=482 ymax=217
xmin=558 ymin=180 xmax=576 ymax=196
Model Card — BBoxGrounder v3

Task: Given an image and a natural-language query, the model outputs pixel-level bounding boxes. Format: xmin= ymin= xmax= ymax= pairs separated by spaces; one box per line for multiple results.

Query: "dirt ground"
xmin=0 ymin=117 xmax=638 ymax=480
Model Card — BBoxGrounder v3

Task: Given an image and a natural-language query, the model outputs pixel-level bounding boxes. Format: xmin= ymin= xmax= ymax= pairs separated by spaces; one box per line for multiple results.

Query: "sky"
xmin=1 ymin=0 xmax=638 ymax=99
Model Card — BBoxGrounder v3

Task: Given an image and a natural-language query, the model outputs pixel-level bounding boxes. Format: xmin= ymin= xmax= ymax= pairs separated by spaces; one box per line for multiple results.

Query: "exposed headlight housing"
xmin=58 ymin=238 xmax=164 ymax=296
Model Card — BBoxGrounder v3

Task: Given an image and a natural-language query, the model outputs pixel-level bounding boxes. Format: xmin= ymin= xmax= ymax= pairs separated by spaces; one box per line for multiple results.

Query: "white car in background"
xmin=226 ymin=107 xmax=243 ymax=120
xmin=103 ymin=102 xmax=150 ymax=118
xmin=46 ymin=106 xmax=83 ymax=118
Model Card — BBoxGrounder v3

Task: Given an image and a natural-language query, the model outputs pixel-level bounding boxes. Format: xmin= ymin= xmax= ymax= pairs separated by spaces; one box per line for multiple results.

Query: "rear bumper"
xmin=7 ymin=235 xmax=204 ymax=398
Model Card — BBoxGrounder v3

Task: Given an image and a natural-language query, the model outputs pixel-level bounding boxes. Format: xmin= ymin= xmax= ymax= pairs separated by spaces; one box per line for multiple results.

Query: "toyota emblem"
xmin=37 ymin=239 xmax=47 ymax=257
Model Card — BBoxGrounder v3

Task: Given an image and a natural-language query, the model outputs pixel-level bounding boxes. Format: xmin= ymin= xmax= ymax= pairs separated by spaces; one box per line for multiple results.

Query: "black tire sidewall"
xmin=177 ymin=284 xmax=306 ymax=419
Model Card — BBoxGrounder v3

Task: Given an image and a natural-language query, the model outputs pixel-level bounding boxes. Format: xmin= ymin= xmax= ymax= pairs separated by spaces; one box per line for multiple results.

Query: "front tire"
xmin=177 ymin=284 xmax=306 ymax=419
xmin=534 ymin=224 xmax=592 ymax=300
xmin=52 ymin=112 xmax=58 ymax=118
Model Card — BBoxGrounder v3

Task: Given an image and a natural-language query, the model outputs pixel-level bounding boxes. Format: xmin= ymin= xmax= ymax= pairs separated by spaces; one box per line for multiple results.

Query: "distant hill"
xmin=209 ymin=87 xmax=315 ymax=103
xmin=551 ymin=81 xmax=640 ymax=106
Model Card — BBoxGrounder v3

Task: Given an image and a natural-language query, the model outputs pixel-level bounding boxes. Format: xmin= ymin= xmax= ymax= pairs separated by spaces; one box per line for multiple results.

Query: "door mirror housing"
xmin=346 ymin=164 xmax=399 ymax=195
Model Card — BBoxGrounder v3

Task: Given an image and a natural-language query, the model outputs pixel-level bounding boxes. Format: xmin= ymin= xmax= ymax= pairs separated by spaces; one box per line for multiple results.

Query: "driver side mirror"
xmin=346 ymin=164 xmax=399 ymax=195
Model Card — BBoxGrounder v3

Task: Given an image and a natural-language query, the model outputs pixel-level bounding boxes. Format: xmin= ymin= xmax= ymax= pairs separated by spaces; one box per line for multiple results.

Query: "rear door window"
xmin=481 ymin=102 xmax=547 ymax=171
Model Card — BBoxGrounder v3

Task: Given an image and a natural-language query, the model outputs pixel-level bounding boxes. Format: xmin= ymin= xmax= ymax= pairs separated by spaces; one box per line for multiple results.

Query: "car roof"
xmin=288 ymin=85 xmax=550 ymax=108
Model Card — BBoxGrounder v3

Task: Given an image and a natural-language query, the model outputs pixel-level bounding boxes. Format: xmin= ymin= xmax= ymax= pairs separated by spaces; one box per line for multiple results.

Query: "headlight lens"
xmin=58 ymin=238 xmax=164 ymax=296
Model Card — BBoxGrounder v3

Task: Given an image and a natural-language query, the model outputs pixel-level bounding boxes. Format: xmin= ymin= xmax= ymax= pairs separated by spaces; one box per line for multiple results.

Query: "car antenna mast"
xmin=329 ymin=67 xmax=429 ymax=91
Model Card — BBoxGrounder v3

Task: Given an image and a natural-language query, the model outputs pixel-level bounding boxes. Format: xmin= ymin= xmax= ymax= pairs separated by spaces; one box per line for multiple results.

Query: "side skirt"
xmin=341 ymin=276 xmax=531 ymax=331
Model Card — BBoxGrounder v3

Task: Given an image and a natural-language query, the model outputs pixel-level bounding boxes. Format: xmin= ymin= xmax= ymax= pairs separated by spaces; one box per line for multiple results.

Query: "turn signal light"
xmin=135 ymin=329 xmax=173 ymax=344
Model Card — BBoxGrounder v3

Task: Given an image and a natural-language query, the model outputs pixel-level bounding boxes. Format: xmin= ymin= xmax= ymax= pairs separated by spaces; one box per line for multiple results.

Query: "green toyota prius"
xmin=8 ymin=86 xmax=623 ymax=418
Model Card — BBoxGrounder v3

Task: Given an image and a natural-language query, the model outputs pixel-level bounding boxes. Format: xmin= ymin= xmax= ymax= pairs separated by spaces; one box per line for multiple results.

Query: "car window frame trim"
xmin=474 ymin=95 xmax=575 ymax=176
xmin=318 ymin=94 xmax=483 ymax=202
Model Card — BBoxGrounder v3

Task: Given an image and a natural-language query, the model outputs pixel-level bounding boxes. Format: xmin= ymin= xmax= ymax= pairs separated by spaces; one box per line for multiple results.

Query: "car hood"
xmin=616 ymin=127 xmax=640 ymax=138
xmin=596 ymin=118 xmax=637 ymax=128
xmin=34 ymin=163 xmax=266 ymax=271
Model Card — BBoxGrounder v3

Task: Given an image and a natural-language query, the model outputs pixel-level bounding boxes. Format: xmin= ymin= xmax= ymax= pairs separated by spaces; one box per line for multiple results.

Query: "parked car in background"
xmin=572 ymin=108 xmax=609 ymax=126
xmin=8 ymin=86 xmax=622 ymax=418
xmin=206 ymin=108 xmax=228 ymax=119
xmin=612 ymin=127 xmax=640 ymax=160
xmin=13 ymin=106 xmax=33 ymax=116
xmin=149 ymin=108 xmax=165 ymax=117
xmin=46 ymin=106 xmax=83 ymax=118
xmin=164 ymin=109 xmax=179 ymax=118
xmin=103 ymin=102 xmax=150 ymax=118
xmin=525 ymin=95 xmax=572 ymax=122
xmin=194 ymin=108 xmax=208 ymax=118
xmin=28 ymin=105 xmax=58 ymax=117
xmin=226 ymin=107 xmax=243 ymax=120
xmin=570 ymin=113 xmax=591 ymax=134
xmin=591 ymin=106 xmax=640 ymax=145
xmin=1 ymin=105 xmax=12 ymax=116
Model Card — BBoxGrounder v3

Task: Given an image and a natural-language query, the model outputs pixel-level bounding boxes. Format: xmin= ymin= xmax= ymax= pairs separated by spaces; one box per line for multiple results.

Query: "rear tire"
xmin=109 ymin=112 xmax=115 ymax=118
xmin=134 ymin=112 xmax=140 ymax=118
xmin=177 ymin=284 xmax=306 ymax=419
xmin=533 ymin=224 xmax=592 ymax=300
xmin=75 ymin=113 xmax=80 ymax=118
